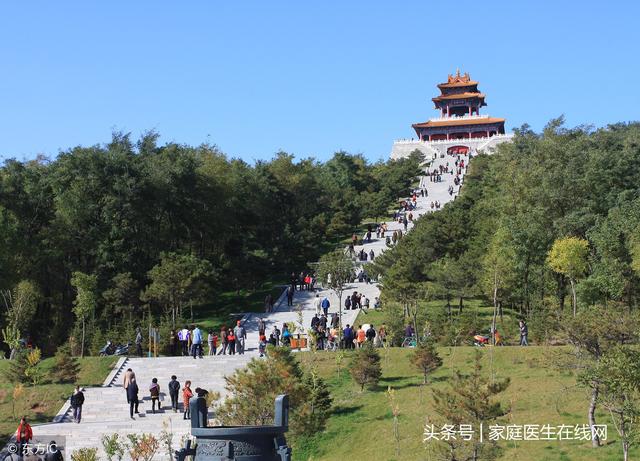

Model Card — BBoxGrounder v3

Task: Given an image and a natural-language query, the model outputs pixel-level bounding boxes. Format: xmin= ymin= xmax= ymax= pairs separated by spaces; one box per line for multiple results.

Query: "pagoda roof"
xmin=432 ymin=92 xmax=485 ymax=102
xmin=412 ymin=117 xmax=505 ymax=128
xmin=437 ymin=69 xmax=478 ymax=88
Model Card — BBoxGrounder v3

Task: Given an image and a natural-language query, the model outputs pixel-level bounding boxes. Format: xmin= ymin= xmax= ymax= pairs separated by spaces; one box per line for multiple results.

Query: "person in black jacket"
xmin=127 ymin=378 xmax=140 ymax=419
xmin=168 ymin=375 xmax=181 ymax=413
xmin=44 ymin=441 xmax=63 ymax=461
xmin=70 ymin=386 xmax=84 ymax=423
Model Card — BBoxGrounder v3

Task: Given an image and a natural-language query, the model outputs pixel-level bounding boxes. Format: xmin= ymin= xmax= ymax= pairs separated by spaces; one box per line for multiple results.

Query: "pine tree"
xmin=218 ymin=346 xmax=306 ymax=426
xmin=428 ymin=350 xmax=509 ymax=461
xmin=4 ymin=350 xmax=28 ymax=384
xmin=50 ymin=344 xmax=81 ymax=384
xmin=349 ymin=343 xmax=382 ymax=391
xmin=292 ymin=370 xmax=332 ymax=436
xmin=411 ymin=342 xmax=443 ymax=384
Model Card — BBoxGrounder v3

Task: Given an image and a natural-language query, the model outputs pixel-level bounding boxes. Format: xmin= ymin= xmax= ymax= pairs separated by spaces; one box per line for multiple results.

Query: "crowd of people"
xmin=165 ymin=321 xmax=248 ymax=358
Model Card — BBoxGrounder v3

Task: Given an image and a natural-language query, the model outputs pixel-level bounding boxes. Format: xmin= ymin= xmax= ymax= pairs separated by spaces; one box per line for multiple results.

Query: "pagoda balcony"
xmin=393 ymin=133 xmax=513 ymax=145
xmin=427 ymin=113 xmax=491 ymax=123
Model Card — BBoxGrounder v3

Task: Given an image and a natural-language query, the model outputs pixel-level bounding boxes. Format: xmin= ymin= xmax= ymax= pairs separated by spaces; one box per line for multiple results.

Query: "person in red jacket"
xmin=15 ymin=416 xmax=33 ymax=455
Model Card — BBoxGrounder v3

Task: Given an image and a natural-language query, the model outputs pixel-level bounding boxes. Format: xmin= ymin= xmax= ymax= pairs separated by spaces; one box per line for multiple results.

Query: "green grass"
xmin=294 ymin=347 xmax=633 ymax=461
xmin=193 ymin=277 xmax=285 ymax=331
xmin=0 ymin=356 xmax=116 ymax=440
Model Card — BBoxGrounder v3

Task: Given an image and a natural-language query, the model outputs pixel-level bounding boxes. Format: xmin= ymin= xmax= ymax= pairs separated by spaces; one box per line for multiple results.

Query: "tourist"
xmin=363 ymin=295 xmax=370 ymax=310
xmin=168 ymin=375 xmax=180 ymax=413
xmin=376 ymin=324 xmax=386 ymax=347
xmin=208 ymin=330 xmax=217 ymax=356
xmin=180 ymin=325 xmax=190 ymax=356
xmin=351 ymin=291 xmax=359 ymax=310
xmin=356 ymin=326 xmax=366 ymax=348
xmin=258 ymin=318 xmax=266 ymax=336
xmin=149 ymin=378 xmax=160 ymax=413
xmin=191 ymin=324 xmax=203 ymax=359
xmin=218 ymin=326 xmax=228 ymax=355
xmin=268 ymin=332 xmax=277 ymax=346
xmin=373 ymin=297 xmax=381 ymax=310
xmin=519 ymin=320 xmax=529 ymax=346
xmin=311 ymin=314 xmax=319 ymax=331
xmin=44 ymin=441 xmax=63 ymax=461
xmin=282 ymin=323 xmax=291 ymax=346
xmin=169 ymin=329 xmax=178 ymax=356
xmin=264 ymin=293 xmax=274 ymax=313
xmin=286 ymin=285 xmax=294 ymax=306
xmin=127 ymin=377 xmax=140 ymax=419
xmin=331 ymin=313 xmax=339 ymax=329
xmin=227 ymin=329 xmax=236 ymax=354
xmin=182 ymin=380 xmax=193 ymax=420
xmin=343 ymin=324 xmax=354 ymax=349
xmin=405 ymin=324 xmax=415 ymax=338
xmin=314 ymin=294 xmax=322 ymax=315
xmin=344 ymin=296 xmax=351 ymax=311
xmin=234 ymin=320 xmax=247 ymax=354
xmin=70 ymin=385 xmax=84 ymax=423
xmin=366 ymin=324 xmax=376 ymax=342
xmin=369 ymin=249 xmax=375 ymax=261
xmin=273 ymin=325 xmax=281 ymax=345
xmin=403 ymin=216 xmax=408 ymax=231
xmin=15 ymin=417 xmax=33 ymax=455
xmin=123 ymin=368 xmax=135 ymax=402
xmin=135 ymin=327 xmax=143 ymax=357
xmin=321 ymin=296 xmax=330 ymax=316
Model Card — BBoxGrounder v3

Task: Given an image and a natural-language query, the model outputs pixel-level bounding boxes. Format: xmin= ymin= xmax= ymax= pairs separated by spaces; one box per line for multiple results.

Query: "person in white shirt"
xmin=314 ymin=294 xmax=322 ymax=315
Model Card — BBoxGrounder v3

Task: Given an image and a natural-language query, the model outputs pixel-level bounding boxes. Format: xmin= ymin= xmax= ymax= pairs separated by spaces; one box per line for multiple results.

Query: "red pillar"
xmin=468 ymin=106 xmax=472 ymax=116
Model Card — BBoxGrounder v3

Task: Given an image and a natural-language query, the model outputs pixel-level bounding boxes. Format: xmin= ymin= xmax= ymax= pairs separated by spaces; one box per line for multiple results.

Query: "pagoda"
xmin=412 ymin=70 xmax=505 ymax=143
xmin=390 ymin=71 xmax=512 ymax=159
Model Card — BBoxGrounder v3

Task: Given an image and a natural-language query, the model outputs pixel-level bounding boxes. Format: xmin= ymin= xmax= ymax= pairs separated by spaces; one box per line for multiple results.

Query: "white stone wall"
xmin=390 ymin=133 xmax=514 ymax=160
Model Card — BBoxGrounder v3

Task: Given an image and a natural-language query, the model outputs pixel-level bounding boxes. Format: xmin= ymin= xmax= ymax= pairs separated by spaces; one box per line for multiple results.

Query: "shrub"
xmin=70 ymin=448 xmax=98 ymax=461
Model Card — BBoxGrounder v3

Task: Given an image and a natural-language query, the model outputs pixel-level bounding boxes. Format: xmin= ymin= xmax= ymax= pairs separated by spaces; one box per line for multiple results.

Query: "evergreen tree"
xmin=50 ymin=344 xmax=80 ymax=384
xmin=411 ymin=342 xmax=443 ymax=384
xmin=429 ymin=350 xmax=509 ymax=461
xmin=4 ymin=349 xmax=28 ymax=384
xmin=292 ymin=369 xmax=332 ymax=436
xmin=349 ymin=343 xmax=382 ymax=391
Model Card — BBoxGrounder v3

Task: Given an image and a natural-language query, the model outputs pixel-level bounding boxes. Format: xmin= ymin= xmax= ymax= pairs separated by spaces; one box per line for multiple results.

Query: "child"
xmin=182 ymin=380 xmax=193 ymax=420
xmin=227 ymin=330 xmax=236 ymax=355
xmin=208 ymin=330 xmax=217 ymax=356
xmin=149 ymin=378 xmax=160 ymax=413
xmin=258 ymin=334 xmax=267 ymax=357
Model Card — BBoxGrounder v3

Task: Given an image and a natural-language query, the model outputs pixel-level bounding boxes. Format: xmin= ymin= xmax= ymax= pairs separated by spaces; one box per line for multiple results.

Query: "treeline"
xmin=0 ymin=132 xmax=423 ymax=355
xmin=373 ymin=119 xmax=640 ymax=341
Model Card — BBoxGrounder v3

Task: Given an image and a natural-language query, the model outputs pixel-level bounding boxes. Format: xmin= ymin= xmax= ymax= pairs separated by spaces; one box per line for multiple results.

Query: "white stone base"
xmin=390 ymin=133 xmax=514 ymax=160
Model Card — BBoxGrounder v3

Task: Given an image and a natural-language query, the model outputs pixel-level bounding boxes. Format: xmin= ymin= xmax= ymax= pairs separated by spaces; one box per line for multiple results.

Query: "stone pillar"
xmin=486 ymin=130 xmax=490 ymax=138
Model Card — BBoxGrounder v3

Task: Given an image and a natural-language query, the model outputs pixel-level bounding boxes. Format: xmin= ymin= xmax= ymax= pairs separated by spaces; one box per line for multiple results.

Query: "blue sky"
xmin=1 ymin=1 xmax=639 ymax=163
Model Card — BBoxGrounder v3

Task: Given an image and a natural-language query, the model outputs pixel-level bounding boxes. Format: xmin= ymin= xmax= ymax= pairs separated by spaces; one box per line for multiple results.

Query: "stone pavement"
xmin=25 ymin=152 xmax=470 ymax=459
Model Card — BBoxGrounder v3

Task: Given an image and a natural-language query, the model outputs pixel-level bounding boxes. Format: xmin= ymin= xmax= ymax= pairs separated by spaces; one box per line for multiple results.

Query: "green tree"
xmin=481 ymin=226 xmax=517 ymax=343
xmin=292 ymin=369 xmax=332 ymax=437
xmin=50 ymin=343 xmax=80 ymax=384
xmin=429 ymin=350 xmax=510 ymax=461
xmin=568 ymin=307 xmax=640 ymax=448
xmin=316 ymin=249 xmax=354 ymax=343
xmin=102 ymin=272 xmax=139 ymax=323
xmin=547 ymin=237 xmax=589 ymax=316
xmin=218 ymin=347 xmax=307 ymax=426
xmin=142 ymin=252 xmax=213 ymax=328
xmin=71 ymin=272 xmax=97 ymax=358
xmin=349 ymin=343 xmax=382 ymax=391
xmin=589 ymin=347 xmax=640 ymax=461
xmin=411 ymin=341 xmax=443 ymax=384
xmin=1 ymin=280 xmax=40 ymax=334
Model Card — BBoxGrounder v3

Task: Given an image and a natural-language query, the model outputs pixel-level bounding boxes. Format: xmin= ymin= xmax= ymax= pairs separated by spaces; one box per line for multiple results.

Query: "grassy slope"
xmin=0 ymin=356 xmax=116 ymax=440
xmin=294 ymin=347 xmax=633 ymax=461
